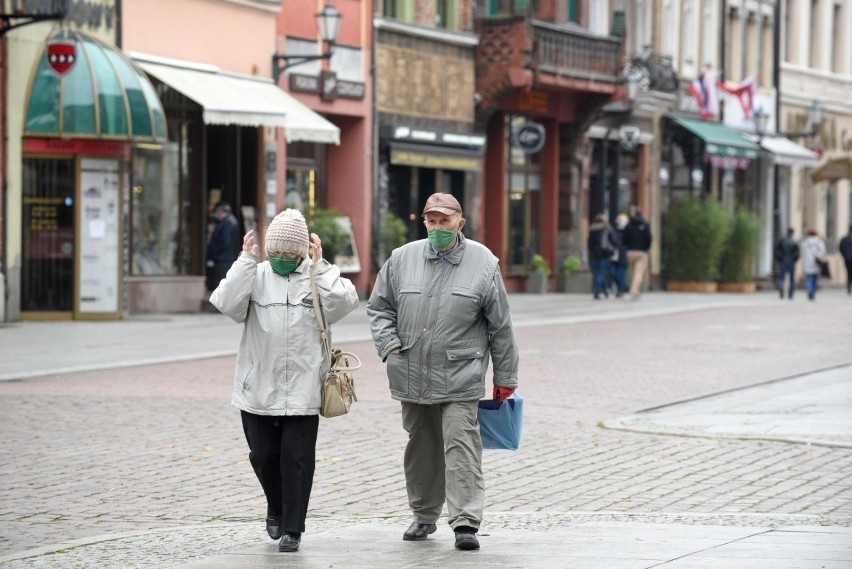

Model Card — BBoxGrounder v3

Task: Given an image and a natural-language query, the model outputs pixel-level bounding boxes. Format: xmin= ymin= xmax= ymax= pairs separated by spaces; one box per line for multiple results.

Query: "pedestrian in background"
xmin=367 ymin=192 xmax=519 ymax=551
xmin=622 ymin=206 xmax=653 ymax=300
xmin=839 ymin=225 xmax=852 ymax=295
xmin=800 ymin=229 xmax=827 ymax=301
xmin=588 ymin=213 xmax=616 ymax=300
xmin=774 ymin=227 xmax=800 ymax=300
xmin=210 ymin=209 xmax=359 ymax=553
xmin=610 ymin=213 xmax=629 ymax=298
xmin=206 ymin=201 xmax=240 ymax=290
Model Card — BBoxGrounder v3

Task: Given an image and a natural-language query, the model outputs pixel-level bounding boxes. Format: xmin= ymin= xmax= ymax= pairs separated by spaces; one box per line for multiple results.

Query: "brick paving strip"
xmin=0 ymin=294 xmax=850 ymax=566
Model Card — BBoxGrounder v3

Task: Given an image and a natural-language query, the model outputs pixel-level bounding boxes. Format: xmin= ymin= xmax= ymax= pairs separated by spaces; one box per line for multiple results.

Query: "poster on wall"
xmin=79 ymin=158 xmax=121 ymax=313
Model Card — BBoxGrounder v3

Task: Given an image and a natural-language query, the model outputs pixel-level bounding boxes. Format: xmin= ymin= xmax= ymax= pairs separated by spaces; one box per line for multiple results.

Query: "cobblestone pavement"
xmin=0 ymin=292 xmax=851 ymax=567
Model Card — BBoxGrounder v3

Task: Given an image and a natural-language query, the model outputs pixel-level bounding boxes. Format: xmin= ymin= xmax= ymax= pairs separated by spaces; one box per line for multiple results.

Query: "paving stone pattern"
xmin=1 ymin=298 xmax=851 ymax=565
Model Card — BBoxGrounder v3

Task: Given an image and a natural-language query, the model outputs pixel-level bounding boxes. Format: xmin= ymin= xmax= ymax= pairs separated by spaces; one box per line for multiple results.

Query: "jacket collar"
xmin=423 ymin=232 xmax=466 ymax=265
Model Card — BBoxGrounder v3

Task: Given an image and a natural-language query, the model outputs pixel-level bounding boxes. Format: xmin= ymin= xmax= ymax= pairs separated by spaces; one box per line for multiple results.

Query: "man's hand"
xmin=493 ymin=386 xmax=515 ymax=403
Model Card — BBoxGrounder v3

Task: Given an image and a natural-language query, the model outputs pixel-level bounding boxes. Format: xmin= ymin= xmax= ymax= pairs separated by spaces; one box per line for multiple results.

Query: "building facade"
xmin=373 ymin=0 xmax=484 ymax=274
xmin=276 ymin=0 xmax=373 ymax=295
xmin=4 ymin=0 xmax=168 ymax=320
xmin=121 ymin=0 xmax=341 ymax=312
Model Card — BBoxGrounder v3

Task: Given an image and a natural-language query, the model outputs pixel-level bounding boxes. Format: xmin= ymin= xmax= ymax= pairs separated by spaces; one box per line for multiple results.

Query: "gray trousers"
xmin=400 ymin=400 xmax=484 ymax=530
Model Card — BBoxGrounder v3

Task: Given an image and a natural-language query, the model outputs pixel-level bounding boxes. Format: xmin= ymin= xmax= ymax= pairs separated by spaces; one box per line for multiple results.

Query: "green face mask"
xmin=428 ymin=228 xmax=457 ymax=250
xmin=269 ymin=256 xmax=300 ymax=276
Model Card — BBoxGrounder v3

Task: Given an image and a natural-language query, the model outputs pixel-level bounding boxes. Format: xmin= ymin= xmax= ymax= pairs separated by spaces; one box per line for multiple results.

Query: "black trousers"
xmin=240 ymin=411 xmax=319 ymax=534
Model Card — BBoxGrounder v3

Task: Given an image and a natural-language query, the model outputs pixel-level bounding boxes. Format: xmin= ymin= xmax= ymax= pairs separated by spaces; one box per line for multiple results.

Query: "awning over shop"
xmin=25 ymin=30 xmax=166 ymax=141
xmin=389 ymin=142 xmax=483 ymax=172
xmin=759 ymin=136 xmax=821 ymax=167
xmin=811 ymin=155 xmax=852 ymax=183
xmin=671 ymin=117 xmax=759 ymax=160
xmin=133 ymin=54 xmax=340 ymax=145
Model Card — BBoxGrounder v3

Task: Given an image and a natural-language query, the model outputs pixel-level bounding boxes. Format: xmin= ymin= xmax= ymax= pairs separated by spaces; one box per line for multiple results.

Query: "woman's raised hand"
xmin=243 ymin=230 xmax=258 ymax=255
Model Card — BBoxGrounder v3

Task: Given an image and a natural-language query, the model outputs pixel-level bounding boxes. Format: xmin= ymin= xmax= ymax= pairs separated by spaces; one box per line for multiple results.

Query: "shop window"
xmin=21 ymin=158 xmax=75 ymax=312
xmin=505 ymin=116 xmax=542 ymax=274
xmin=131 ymin=143 xmax=182 ymax=275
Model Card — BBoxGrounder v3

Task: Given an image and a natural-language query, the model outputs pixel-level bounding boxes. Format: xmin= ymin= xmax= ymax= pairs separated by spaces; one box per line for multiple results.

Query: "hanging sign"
xmin=46 ymin=36 xmax=77 ymax=75
xmin=512 ymin=122 xmax=546 ymax=154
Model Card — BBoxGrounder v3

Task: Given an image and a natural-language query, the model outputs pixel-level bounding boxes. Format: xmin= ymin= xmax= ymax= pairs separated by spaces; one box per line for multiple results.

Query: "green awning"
xmin=24 ymin=30 xmax=166 ymax=142
xmin=672 ymin=117 xmax=758 ymax=159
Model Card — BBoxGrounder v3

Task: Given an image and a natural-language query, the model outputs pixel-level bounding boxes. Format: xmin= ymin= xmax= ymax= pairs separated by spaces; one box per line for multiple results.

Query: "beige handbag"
xmin=310 ymin=263 xmax=361 ymax=418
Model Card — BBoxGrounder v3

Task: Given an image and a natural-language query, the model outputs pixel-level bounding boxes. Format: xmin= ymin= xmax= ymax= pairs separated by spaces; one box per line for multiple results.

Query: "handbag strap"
xmin=309 ymin=262 xmax=333 ymax=366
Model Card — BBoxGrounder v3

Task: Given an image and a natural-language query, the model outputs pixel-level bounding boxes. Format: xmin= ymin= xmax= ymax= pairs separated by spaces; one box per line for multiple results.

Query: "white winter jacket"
xmin=210 ymin=252 xmax=359 ymax=416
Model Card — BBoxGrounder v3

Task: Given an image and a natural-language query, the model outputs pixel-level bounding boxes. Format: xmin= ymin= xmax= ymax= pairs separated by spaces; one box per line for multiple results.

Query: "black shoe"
xmin=454 ymin=527 xmax=480 ymax=550
xmin=278 ymin=532 xmax=301 ymax=552
xmin=403 ymin=522 xmax=437 ymax=541
xmin=266 ymin=516 xmax=283 ymax=540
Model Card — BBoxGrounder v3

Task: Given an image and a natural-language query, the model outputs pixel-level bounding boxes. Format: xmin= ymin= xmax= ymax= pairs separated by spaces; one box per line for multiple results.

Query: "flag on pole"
xmin=689 ymin=68 xmax=719 ymax=120
xmin=717 ymin=75 xmax=756 ymax=120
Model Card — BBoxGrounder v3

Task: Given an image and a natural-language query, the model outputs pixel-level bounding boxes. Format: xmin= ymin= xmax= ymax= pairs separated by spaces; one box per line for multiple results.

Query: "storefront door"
xmin=21 ymin=156 xmax=122 ymax=318
xmin=22 ymin=158 xmax=76 ymax=314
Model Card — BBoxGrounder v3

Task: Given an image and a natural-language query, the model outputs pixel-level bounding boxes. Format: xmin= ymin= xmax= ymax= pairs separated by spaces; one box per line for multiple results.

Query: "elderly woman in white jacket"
xmin=210 ymin=209 xmax=358 ymax=553
xmin=800 ymin=229 xmax=827 ymax=301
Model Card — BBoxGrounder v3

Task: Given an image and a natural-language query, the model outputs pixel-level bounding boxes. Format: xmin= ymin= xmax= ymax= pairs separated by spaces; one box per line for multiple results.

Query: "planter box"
xmin=666 ymin=281 xmax=718 ymax=293
xmin=557 ymin=273 xmax=592 ymax=293
xmin=718 ymin=282 xmax=757 ymax=293
xmin=526 ymin=272 xmax=549 ymax=293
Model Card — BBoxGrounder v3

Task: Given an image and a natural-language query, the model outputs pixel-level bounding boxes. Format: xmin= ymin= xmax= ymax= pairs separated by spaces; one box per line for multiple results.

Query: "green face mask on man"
xmin=427 ymin=227 xmax=458 ymax=250
xmin=268 ymin=256 xmax=300 ymax=276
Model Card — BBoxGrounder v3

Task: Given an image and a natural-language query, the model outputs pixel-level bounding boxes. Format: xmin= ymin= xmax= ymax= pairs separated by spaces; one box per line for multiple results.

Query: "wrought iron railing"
xmin=532 ymin=21 xmax=622 ymax=82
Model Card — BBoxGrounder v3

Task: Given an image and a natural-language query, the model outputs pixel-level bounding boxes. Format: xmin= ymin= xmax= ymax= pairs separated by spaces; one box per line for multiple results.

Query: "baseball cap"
xmin=422 ymin=193 xmax=462 ymax=216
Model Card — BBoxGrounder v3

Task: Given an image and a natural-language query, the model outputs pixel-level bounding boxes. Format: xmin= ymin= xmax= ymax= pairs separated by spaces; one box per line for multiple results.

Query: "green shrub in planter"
xmin=530 ymin=253 xmax=552 ymax=276
xmin=303 ymin=207 xmax=350 ymax=263
xmin=665 ymin=198 xmax=732 ymax=282
xmin=719 ymin=209 xmax=761 ymax=283
xmin=561 ymin=255 xmax=582 ymax=274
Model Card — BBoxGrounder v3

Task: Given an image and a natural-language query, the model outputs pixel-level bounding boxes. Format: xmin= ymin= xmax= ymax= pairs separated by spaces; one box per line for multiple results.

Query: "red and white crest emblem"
xmin=46 ymin=41 xmax=77 ymax=75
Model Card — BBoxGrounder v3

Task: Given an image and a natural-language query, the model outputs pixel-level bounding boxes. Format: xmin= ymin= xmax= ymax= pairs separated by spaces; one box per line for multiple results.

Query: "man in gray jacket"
xmin=367 ymin=193 xmax=519 ymax=551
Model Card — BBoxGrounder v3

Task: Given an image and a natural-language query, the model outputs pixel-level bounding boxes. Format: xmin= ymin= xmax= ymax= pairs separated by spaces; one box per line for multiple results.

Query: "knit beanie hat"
xmin=265 ymin=209 xmax=309 ymax=258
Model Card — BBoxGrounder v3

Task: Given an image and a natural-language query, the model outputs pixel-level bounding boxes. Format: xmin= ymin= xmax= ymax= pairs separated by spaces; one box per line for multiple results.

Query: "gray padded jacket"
xmin=367 ymin=233 xmax=519 ymax=404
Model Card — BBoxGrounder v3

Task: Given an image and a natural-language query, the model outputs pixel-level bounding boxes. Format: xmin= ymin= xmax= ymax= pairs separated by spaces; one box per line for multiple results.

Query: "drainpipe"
xmin=1 ymin=34 xmax=7 ymax=321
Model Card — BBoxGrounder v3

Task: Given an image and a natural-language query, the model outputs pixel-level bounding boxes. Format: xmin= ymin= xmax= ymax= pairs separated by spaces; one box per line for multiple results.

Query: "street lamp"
xmin=272 ymin=3 xmax=342 ymax=83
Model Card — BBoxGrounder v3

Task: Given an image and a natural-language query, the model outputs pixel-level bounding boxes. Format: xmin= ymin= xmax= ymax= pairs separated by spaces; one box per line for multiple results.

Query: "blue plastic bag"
xmin=478 ymin=393 xmax=523 ymax=450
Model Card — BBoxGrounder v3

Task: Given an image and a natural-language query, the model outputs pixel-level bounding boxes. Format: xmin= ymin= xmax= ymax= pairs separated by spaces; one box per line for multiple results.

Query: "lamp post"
xmin=597 ymin=71 xmax=640 ymax=219
xmin=272 ymin=3 xmax=342 ymax=83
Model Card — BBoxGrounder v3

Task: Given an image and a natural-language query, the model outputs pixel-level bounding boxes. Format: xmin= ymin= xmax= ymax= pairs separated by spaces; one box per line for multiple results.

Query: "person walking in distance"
xmin=367 ymin=192 xmax=520 ymax=551
xmin=610 ymin=213 xmax=629 ymax=298
xmin=206 ymin=201 xmax=240 ymax=290
xmin=588 ymin=213 xmax=616 ymax=300
xmin=210 ymin=209 xmax=359 ymax=552
xmin=774 ymin=227 xmax=800 ymax=300
xmin=622 ymin=207 xmax=652 ymax=300
xmin=800 ymin=229 xmax=827 ymax=301
xmin=839 ymin=225 xmax=852 ymax=295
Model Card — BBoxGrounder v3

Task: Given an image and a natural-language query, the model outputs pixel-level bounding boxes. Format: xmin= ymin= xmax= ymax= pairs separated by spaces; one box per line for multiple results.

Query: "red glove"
xmin=493 ymin=386 xmax=515 ymax=403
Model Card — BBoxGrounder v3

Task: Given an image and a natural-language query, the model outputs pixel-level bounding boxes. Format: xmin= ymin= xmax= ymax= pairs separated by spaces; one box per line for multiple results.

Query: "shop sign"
xmin=512 ymin=122 xmax=546 ymax=154
xmin=619 ymin=125 xmax=641 ymax=150
xmin=289 ymin=73 xmax=365 ymax=101
xmin=10 ymin=0 xmax=116 ymax=29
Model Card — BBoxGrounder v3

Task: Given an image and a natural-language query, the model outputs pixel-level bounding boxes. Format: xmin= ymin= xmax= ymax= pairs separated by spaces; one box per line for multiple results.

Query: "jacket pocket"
xmin=444 ymin=346 xmax=487 ymax=396
xmin=386 ymin=350 xmax=410 ymax=396
xmin=236 ymin=360 xmax=255 ymax=392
